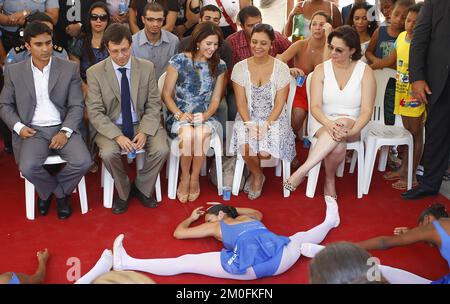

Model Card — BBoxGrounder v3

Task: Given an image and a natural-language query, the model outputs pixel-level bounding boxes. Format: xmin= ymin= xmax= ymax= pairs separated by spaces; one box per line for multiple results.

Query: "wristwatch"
xmin=59 ymin=130 xmax=72 ymax=139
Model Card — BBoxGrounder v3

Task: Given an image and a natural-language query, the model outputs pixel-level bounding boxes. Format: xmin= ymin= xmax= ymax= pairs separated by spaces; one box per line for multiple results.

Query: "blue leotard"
xmin=219 ymin=220 xmax=290 ymax=278
xmin=432 ymin=220 xmax=450 ymax=268
xmin=8 ymin=272 xmax=20 ymax=284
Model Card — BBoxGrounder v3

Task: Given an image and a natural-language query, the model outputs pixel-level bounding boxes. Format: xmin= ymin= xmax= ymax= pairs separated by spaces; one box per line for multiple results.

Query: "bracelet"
xmin=174 ymin=111 xmax=182 ymax=121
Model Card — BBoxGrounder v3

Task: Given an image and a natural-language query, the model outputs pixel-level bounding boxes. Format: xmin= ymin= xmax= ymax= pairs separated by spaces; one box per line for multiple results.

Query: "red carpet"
xmin=0 ymin=142 xmax=448 ymax=284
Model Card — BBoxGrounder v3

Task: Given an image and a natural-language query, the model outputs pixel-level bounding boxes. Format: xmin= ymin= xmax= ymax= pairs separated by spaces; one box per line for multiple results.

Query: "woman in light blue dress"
xmin=162 ymin=22 xmax=226 ymax=203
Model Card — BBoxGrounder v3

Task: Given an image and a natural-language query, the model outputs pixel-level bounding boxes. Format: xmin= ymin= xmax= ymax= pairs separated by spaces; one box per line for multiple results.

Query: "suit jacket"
xmin=0 ymin=57 xmax=84 ymax=162
xmin=410 ymin=0 xmax=450 ymax=105
xmin=86 ymin=56 xmax=162 ymax=140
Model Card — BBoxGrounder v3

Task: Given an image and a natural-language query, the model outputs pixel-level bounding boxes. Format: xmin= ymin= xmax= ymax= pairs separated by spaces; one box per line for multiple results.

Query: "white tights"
xmin=300 ymin=243 xmax=432 ymax=284
xmin=113 ymin=197 xmax=340 ymax=280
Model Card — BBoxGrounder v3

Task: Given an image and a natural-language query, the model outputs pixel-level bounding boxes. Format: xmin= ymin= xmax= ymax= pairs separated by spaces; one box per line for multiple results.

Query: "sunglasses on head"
xmin=328 ymin=44 xmax=344 ymax=54
xmin=90 ymin=14 xmax=108 ymax=22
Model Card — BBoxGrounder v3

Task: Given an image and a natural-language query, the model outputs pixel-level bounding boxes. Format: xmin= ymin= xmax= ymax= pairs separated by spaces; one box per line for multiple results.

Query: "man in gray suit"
xmin=0 ymin=22 xmax=92 ymax=219
xmin=86 ymin=24 xmax=169 ymax=215
xmin=402 ymin=0 xmax=450 ymax=200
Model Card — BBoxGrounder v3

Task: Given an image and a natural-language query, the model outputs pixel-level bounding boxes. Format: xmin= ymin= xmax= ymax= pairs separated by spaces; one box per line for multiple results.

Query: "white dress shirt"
xmin=13 ymin=58 xmax=73 ymax=136
xmin=111 ymin=57 xmax=139 ymax=125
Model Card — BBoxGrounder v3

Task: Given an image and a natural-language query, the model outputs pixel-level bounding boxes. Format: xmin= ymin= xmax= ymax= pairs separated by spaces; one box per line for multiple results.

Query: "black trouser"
xmin=421 ymin=76 xmax=450 ymax=192
xmin=0 ymin=29 xmax=22 ymax=53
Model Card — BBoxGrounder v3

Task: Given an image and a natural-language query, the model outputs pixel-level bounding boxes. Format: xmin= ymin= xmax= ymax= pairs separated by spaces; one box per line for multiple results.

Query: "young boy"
xmin=365 ymin=0 xmax=410 ymax=127
xmin=369 ymin=3 xmax=424 ymax=189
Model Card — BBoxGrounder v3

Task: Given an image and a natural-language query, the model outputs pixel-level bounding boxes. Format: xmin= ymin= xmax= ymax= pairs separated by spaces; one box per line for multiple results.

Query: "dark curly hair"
xmin=206 ymin=204 xmax=238 ymax=218
xmin=418 ymin=203 xmax=448 ymax=224
xmin=346 ymin=2 xmax=378 ymax=37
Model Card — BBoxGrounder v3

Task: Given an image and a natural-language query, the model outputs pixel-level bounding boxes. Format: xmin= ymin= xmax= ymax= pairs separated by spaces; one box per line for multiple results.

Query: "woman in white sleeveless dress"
xmin=284 ymin=26 xmax=376 ymax=199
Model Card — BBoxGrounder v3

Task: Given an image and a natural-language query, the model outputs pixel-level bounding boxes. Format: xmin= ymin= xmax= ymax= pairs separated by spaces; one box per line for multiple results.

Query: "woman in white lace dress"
xmin=230 ymin=23 xmax=296 ymax=200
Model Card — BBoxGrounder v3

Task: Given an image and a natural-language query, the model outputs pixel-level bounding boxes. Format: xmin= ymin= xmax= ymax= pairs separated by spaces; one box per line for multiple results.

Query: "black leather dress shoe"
xmin=37 ymin=194 xmax=53 ymax=215
xmin=112 ymin=197 xmax=129 ymax=214
xmin=56 ymin=196 xmax=72 ymax=219
xmin=131 ymin=184 xmax=160 ymax=208
xmin=401 ymin=186 xmax=438 ymax=200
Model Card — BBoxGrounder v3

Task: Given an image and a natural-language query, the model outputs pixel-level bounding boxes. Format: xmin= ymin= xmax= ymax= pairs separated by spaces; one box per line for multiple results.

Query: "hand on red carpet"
xmin=190 ymin=207 xmax=205 ymax=221
xmin=393 ymin=227 xmax=409 ymax=235
xmin=37 ymin=248 xmax=49 ymax=265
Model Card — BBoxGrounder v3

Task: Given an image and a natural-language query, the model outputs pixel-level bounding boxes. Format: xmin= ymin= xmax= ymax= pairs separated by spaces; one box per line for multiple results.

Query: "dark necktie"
xmin=118 ymin=67 xmax=133 ymax=139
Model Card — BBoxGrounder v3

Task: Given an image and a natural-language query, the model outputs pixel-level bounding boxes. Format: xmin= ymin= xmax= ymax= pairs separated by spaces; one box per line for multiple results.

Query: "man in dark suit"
xmin=0 ymin=22 xmax=92 ymax=219
xmin=402 ymin=0 xmax=450 ymax=200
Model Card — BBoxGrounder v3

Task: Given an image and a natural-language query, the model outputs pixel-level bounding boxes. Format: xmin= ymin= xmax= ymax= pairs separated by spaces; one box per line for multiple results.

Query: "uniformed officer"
xmin=0 ymin=0 xmax=59 ymax=51
xmin=4 ymin=11 xmax=68 ymax=66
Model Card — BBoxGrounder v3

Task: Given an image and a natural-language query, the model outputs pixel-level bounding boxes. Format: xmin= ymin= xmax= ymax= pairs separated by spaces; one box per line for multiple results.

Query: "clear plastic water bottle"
xmin=127 ymin=149 xmax=136 ymax=160
xmin=303 ymin=138 xmax=311 ymax=149
xmin=118 ymin=0 xmax=128 ymax=15
xmin=6 ymin=51 xmax=14 ymax=65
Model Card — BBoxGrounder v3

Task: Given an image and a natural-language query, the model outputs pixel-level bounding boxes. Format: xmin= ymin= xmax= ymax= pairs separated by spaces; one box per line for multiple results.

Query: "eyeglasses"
xmin=144 ymin=17 xmax=165 ymax=23
xmin=90 ymin=14 xmax=108 ymax=22
xmin=328 ymin=44 xmax=344 ymax=54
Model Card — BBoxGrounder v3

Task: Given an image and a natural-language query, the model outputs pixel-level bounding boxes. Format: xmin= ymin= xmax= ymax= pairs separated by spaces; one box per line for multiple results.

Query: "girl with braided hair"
xmin=111 ymin=198 xmax=340 ymax=280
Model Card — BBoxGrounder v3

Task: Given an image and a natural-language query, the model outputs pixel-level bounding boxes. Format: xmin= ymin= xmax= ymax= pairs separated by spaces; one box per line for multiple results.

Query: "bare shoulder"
xmin=362 ymin=63 xmax=375 ymax=80
xmin=313 ymin=62 xmax=325 ymax=76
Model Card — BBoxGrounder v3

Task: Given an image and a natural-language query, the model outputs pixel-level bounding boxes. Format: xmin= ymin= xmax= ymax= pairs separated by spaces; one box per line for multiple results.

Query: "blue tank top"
xmin=431 ymin=273 xmax=450 ymax=284
xmin=374 ymin=26 xmax=397 ymax=59
xmin=432 ymin=220 xmax=450 ymax=268
xmin=8 ymin=272 xmax=20 ymax=284
xmin=219 ymin=220 xmax=291 ymax=278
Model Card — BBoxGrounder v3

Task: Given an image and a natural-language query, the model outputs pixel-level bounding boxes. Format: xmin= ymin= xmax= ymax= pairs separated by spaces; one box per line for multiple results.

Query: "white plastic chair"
xmin=363 ymin=68 xmax=413 ymax=194
xmin=22 ymin=155 xmax=88 ymax=220
xmin=304 ymin=72 xmax=365 ymax=198
xmin=231 ymin=76 xmax=297 ymax=198
xmin=158 ymin=72 xmax=223 ymax=199
xmin=101 ymin=149 xmax=162 ymax=208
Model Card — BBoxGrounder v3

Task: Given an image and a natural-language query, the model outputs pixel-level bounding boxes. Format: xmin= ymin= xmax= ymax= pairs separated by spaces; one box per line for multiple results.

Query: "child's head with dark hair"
xmin=418 ymin=203 xmax=448 ymax=225
xmin=389 ymin=0 xmax=411 ymax=32
xmin=405 ymin=2 xmax=423 ymax=36
xmin=205 ymin=204 xmax=238 ymax=222
xmin=380 ymin=0 xmax=396 ymax=24
xmin=309 ymin=242 xmax=389 ymax=284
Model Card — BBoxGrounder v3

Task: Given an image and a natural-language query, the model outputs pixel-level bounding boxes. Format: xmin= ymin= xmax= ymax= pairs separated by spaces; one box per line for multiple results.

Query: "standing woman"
xmin=284 ymin=26 xmax=376 ymax=199
xmin=230 ymin=23 xmax=296 ymax=200
xmin=69 ymin=2 xmax=111 ymax=173
xmin=285 ymin=0 xmax=341 ymax=40
xmin=162 ymin=22 xmax=227 ymax=203
xmin=346 ymin=2 xmax=378 ymax=63
xmin=278 ymin=11 xmax=333 ymax=168
xmin=173 ymin=0 xmax=201 ymax=38
xmin=69 ymin=2 xmax=111 ymax=95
